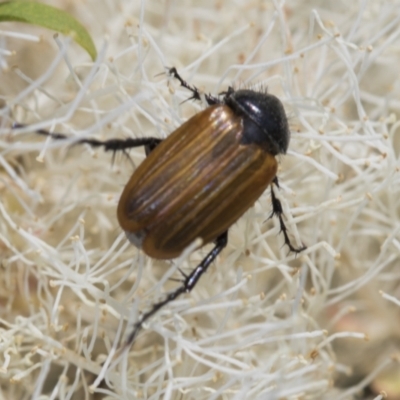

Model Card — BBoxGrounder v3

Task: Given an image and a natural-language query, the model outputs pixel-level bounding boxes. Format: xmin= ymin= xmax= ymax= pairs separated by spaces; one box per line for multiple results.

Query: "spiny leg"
xmin=12 ymin=123 xmax=162 ymax=156
xmin=270 ymin=177 xmax=306 ymax=253
xmin=167 ymin=67 xmax=221 ymax=106
xmin=124 ymin=231 xmax=228 ymax=349
xmin=13 ymin=67 xmax=217 ymax=154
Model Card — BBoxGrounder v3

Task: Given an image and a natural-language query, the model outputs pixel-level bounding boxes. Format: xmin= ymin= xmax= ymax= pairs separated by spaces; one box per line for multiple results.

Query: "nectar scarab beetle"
xmin=13 ymin=67 xmax=306 ymax=349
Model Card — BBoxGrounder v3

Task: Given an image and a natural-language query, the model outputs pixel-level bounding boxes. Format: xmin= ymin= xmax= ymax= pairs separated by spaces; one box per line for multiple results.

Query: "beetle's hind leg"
xmin=124 ymin=231 xmax=228 ymax=349
xmin=167 ymin=67 xmax=221 ymax=106
xmin=270 ymin=177 xmax=306 ymax=253
xmin=12 ymin=123 xmax=162 ymax=156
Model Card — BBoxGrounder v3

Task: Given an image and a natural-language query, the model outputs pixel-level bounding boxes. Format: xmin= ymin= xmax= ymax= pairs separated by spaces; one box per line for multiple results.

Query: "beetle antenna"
xmin=167 ymin=67 xmax=221 ymax=106
xmin=270 ymin=177 xmax=306 ymax=253
xmin=122 ymin=232 xmax=228 ymax=350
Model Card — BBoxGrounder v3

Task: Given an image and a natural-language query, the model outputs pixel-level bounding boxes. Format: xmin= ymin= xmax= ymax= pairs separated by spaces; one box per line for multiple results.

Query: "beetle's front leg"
xmin=167 ymin=67 xmax=221 ymax=106
xmin=124 ymin=231 xmax=228 ymax=349
xmin=12 ymin=123 xmax=162 ymax=157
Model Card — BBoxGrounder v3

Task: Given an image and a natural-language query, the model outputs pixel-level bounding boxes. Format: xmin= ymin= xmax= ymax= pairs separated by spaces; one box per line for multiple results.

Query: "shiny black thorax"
xmin=223 ymin=88 xmax=290 ymax=155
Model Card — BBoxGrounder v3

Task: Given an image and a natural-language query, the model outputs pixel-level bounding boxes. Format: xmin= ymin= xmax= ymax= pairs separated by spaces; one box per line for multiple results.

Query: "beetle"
xmin=14 ymin=67 xmax=305 ymax=349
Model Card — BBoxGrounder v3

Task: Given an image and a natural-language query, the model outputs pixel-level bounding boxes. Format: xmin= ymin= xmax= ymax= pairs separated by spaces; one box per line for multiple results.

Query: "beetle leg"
xmin=124 ymin=231 xmax=228 ymax=348
xmin=144 ymin=140 xmax=161 ymax=156
xmin=270 ymin=177 xmax=306 ymax=253
xmin=12 ymin=123 xmax=162 ymax=156
xmin=167 ymin=67 xmax=221 ymax=106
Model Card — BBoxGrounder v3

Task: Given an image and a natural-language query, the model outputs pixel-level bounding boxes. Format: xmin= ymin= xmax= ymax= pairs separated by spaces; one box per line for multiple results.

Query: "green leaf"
xmin=0 ymin=1 xmax=97 ymax=60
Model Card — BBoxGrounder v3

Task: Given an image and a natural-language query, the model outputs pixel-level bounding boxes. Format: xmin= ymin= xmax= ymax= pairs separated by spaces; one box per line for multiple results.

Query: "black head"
xmin=224 ymin=88 xmax=290 ymax=155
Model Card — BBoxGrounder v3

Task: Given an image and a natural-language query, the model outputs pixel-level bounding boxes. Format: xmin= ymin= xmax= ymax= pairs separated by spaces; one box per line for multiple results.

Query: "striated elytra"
xmin=118 ymin=103 xmax=279 ymax=260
